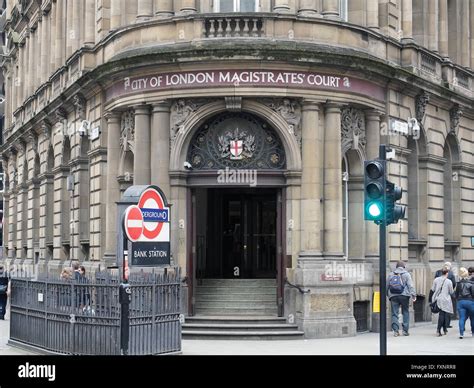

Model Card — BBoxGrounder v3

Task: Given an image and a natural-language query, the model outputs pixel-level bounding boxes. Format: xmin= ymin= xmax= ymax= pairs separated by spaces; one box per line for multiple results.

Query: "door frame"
xmin=186 ymin=186 xmax=286 ymax=317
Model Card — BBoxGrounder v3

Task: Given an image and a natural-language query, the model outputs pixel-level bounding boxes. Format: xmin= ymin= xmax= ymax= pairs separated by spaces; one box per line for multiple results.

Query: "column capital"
xmin=301 ymin=99 xmax=320 ymax=111
xmin=134 ymin=104 xmax=152 ymax=115
xmin=365 ymin=109 xmax=384 ymax=120
xmin=323 ymin=101 xmax=344 ymax=112
xmin=104 ymin=111 xmax=121 ymax=123
xmin=152 ymin=100 xmax=171 ymax=113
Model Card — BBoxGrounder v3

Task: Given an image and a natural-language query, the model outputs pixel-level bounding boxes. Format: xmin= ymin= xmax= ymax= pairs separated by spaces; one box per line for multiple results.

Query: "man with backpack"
xmin=387 ymin=261 xmax=417 ymax=337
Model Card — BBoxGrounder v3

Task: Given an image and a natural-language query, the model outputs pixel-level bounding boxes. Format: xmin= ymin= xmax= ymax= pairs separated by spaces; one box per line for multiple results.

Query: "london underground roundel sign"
xmin=137 ymin=187 xmax=170 ymax=242
xmin=123 ymin=205 xmax=144 ymax=242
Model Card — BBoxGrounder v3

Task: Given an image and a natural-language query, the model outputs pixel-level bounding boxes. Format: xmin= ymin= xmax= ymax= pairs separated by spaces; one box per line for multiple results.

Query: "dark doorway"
xmin=354 ymin=301 xmax=370 ymax=332
xmin=198 ymin=188 xmax=277 ymax=279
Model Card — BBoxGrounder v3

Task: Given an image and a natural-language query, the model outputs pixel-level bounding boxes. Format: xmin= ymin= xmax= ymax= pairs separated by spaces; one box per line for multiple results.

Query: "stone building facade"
xmin=0 ymin=0 xmax=473 ymax=338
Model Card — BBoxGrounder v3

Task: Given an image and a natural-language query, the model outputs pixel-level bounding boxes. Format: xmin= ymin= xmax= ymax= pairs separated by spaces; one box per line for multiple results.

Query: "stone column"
xmin=133 ymin=105 xmax=151 ymax=185
xmin=180 ymin=0 xmax=197 ymax=14
xmin=53 ymin=164 xmax=70 ymax=262
xmin=364 ymin=110 xmax=382 ymax=258
xmin=471 ymin=0 xmax=474 ymax=68
xmin=49 ymin=1 xmax=56 ymax=74
xmin=401 ymin=0 xmax=412 ymax=41
xmin=460 ymin=0 xmax=470 ymax=67
xmin=151 ymin=102 xmax=171 ymax=198
xmin=137 ymin=0 xmax=153 ymax=20
xmin=8 ymin=187 xmax=16 ymax=259
xmin=274 ymin=0 xmax=290 ymax=13
xmin=41 ymin=11 xmax=50 ymax=83
xmin=18 ymin=46 xmax=23 ymax=106
xmin=110 ymin=0 xmax=122 ymax=29
xmin=66 ymin=0 xmax=73 ymax=57
xmin=298 ymin=0 xmax=318 ymax=16
xmin=427 ymin=0 xmax=438 ymax=52
xmin=27 ymin=179 xmax=40 ymax=261
xmin=155 ymin=0 xmax=174 ymax=17
xmin=55 ymin=0 xmax=65 ymax=67
xmin=84 ymin=0 xmax=96 ymax=46
xmin=438 ymin=0 xmax=449 ymax=58
xmin=367 ymin=0 xmax=379 ymax=29
xmin=37 ymin=19 xmax=43 ymax=86
xmin=104 ymin=112 xmax=121 ymax=260
xmin=72 ymin=0 xmax=81 ymax=52
xmin=322 ymin=0 xmax=340 ymax=19
xmin=27 ymin=33 xmax=34 ymax=97
xmin=323 ymin=103 xmax=343 ymax=259
xmin=2 ymin=189 xmax=9 ymax=259
xmin=300 ymin=100 xmax=323 ymax=256
xmin=125 ymin=0 xmax=138 ymax=25
xmin=18 ymin=183 xmax=27 ymax=257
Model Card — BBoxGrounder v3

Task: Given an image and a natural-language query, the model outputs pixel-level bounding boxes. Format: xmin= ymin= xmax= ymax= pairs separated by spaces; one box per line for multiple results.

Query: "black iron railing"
xmin=9 ymin=269 xmax=181 ymax=355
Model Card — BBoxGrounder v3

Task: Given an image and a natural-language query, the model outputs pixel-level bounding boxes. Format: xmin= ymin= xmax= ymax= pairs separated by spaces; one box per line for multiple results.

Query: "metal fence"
xmin=9 ymin=268 xmax=181 ymax=355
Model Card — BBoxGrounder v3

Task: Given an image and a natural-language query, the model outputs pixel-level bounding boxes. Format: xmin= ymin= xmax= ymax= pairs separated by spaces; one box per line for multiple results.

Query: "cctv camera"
xmin=184 ymin=161 xmax=192 ymax=170
xmin=408 ymin=118 xmax=420 ymax=137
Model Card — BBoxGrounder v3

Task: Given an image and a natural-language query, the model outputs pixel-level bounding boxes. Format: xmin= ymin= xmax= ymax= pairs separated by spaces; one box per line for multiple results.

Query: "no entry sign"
xmin=123 ymin=205 xmax=143 ymax=242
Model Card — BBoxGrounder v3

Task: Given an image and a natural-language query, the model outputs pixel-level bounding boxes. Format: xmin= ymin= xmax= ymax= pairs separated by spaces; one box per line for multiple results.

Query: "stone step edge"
xmin=182 ymin=330 xmax=304 ymax=336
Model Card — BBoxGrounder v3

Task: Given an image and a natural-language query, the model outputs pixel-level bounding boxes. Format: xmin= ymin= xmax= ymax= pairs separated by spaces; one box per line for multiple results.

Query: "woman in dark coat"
xmin=0 ymin=265 xmax=10 ymax=320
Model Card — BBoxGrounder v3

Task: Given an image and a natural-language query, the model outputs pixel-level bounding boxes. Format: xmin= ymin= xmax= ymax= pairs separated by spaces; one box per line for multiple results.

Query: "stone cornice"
xmin=88 ymin=147 xmax=108 ymax=160
xmin=4 ymin=15 xmax=474 ymax=151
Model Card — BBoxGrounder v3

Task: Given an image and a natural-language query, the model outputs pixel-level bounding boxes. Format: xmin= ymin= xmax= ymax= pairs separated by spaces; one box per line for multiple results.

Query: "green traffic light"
xmin=368 ymin=202 xmax=383 ymax=218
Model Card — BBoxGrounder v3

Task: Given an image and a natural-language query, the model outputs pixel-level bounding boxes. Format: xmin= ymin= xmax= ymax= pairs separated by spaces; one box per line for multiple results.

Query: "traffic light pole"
xmin=379 ymin=144 xmax=387 ymax=356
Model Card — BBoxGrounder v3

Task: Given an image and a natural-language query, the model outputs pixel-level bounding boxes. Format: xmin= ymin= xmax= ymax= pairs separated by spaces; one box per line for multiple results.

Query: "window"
xmin=214 ymin=0 xmax=259 ymax=12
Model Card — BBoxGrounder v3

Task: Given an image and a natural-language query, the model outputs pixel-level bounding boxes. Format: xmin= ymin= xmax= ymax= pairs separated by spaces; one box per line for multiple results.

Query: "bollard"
xmin=119 ymin=282 xmax=131 ymax=355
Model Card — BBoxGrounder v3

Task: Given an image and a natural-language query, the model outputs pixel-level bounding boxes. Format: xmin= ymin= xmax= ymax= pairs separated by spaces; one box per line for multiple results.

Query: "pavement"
xmin=181 ymin=322 xmax=474 ymax=355
xmin=1 ymin=302 xmax=473 ymax=356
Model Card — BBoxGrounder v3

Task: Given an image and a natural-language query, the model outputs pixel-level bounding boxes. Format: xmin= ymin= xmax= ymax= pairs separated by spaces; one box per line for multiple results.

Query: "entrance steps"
xmin=194 ymin=278 xmax=278 ymax=316
xmin=182 ymin=316 xmax=304 ymax=340
xmin=183 ymin=279 xmax=304 ymax=340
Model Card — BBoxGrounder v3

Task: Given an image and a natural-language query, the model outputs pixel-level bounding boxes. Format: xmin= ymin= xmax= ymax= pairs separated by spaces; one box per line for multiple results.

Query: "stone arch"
xmin=62 ymin=136 xmax=71 ymax=165
xmin=170 ymin=99 xmax=302 ymax=172
xmin=443 ymin=132 xmax=461 ymax=164
xmin=33 ymin=153 xmax=40 ymax=178
xmin=46 ymin=145 xmax=55 ymax=173
xmin=21 ymin=156 xmax=28 ymax=184
xmin=79 ymin=135 xmax=90 ymax=157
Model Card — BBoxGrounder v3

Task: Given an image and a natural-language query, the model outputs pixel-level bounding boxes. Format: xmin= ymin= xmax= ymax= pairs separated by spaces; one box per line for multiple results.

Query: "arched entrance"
xmin=185 ymin=111 xmax=288 ymax=316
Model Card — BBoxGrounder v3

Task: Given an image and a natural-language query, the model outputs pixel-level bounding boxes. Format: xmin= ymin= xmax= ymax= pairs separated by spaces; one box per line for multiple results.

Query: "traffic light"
xmin=386 ymin=180 xmax=406 ymax=224
xmin=364 ymin=160 xmax=386 ymax=222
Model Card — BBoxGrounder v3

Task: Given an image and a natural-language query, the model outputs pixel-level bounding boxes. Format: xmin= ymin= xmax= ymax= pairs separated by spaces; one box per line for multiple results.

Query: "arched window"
xmin=407 ymin=136 xmax=419 ymax=240
xmin=214 ymin=0 xmax=259 ymax=12
xmin=45 ymin=146 xmax=55 ymax=260
xmin=443 ymin=133 xmax=461 ymax=263
xmin=342 ymin=150 xmax=364 ymax=260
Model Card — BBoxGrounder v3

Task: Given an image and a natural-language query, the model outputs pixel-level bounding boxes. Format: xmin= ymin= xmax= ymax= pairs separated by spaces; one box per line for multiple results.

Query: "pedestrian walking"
xmin=468 ymin=267 xmax=474 ymax=282
xmin=431 ymin=267 xmax=454 ymax=336
xmin=455 ymin=267 xmax=474 ymax=339
xmin=0 ymin=265 xmax=10 ymax=320
xmin=387 ymin=261 xmax=417 ymax=337
xmin=434 ymin=262 xmax=456 ymax=327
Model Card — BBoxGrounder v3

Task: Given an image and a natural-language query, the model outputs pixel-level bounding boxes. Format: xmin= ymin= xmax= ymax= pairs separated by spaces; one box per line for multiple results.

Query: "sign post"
xmin=121 ymin=185 xmax=171 ymax=267
xmin=118 ymin=185 xmax=171 ymax=355
xmin=379 ymin=144 xmax=387 ymax=356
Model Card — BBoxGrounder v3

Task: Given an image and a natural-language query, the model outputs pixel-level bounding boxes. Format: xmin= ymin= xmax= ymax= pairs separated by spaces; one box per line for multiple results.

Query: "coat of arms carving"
xmin=218 ymin=128 xmax=255 ymax=160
